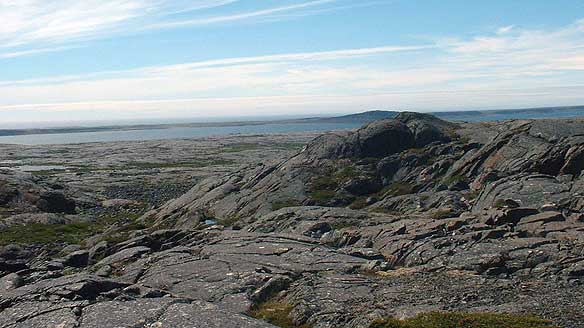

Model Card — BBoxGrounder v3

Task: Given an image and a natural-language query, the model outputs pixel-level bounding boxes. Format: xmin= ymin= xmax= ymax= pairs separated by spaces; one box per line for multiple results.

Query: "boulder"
xmin=395 ymin=111 xmax=458 ymax=147
xmin=63 ymin=250 xmax=90 ymax=268
xmin=96 ymin=246 xmax=151 ymax=267
xmin=0 ymin=272 xmax=23 ymax=290
xmin=36 ymin=191 xmax=76 ymax=214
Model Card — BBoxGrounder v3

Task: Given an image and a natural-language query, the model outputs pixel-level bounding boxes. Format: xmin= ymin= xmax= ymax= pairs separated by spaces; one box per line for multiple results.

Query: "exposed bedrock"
xmin=3 ymin=113 xmax=584 ymax=327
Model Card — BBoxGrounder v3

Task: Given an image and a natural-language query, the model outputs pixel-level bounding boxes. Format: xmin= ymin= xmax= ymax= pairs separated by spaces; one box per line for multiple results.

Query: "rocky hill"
xmin=1 ymin=113 xmax=584 ymax=327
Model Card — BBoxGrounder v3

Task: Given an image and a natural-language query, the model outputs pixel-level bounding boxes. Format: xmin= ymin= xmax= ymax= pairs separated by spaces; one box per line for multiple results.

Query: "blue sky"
xmin=1 ymin=0 xmax=584 ymax=124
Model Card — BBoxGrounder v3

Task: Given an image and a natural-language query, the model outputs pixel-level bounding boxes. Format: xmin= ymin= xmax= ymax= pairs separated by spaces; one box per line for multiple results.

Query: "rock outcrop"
xmin=0 ymin=170 xmax=78 ymax=217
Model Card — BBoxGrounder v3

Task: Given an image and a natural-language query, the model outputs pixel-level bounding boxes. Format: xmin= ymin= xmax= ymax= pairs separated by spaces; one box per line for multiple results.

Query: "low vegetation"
xmin=349 ymin=197 xmax=369 ymax=209
xmin=384 ymin=181 xmax=415 ymax=197
xmin=494 ymin=198 xmax=508 ymax=209
xmin=125 ymin=159 xmax=234 ymax=169
xmin=223 ymin=142 xmax=304 ymax=153
xmin=330 ymin=221 xmax=356 ymax=230
xmin=369 ymin=207 xmax=401 ymax=215
xmin=443 ymin=174 xmax=467 ymax=186
xmin=274 ymin=142 xmax=306 ymax=151
xmin=307 ymin=190 xmax=338 ymax=204
xmin=31 ymin=169 xmax=67 ymax=176
xmin=250 ymin=299 xmax=311 ymax=328
xmin=307 ymin=166 xmax=359 ymax=205
xmin=217 ymin=216 xmax=240 ymax=227
xmin=223 ymin=143 xmax=262 ymax=153
xmin=430 ymin=208 xmax=454 ymax=220
xmin=272 ymin=199 xmax=302 ymax=211
xmin=369 ymin=312 xmax=558 ymax=328
xmin=0 ymin=207 xmax=149 ymax=246
xmin=0 ymin=221 xmax=100 ymax=245
xmin=465 ymin=190 xmax=481 ymax=200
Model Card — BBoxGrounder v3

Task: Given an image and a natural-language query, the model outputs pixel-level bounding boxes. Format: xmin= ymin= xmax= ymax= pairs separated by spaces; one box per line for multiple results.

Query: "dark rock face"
xmin=353 ymin=120 xmax=415 ymax=158
xmin=0 ymin=170 xmax=78 ymax=220
xmin=302 ymin=119 xmax=415 ymax=160
xmin=0 ymin=184 xmax=17 ymax=206
xmin=395 ymin=111 xmax=458 ymax=147
xmin=0 ymin=244 xmax=29 ymax=273
xmin=36 ymin=191 xmax=76 ymax=214
xmin=63 ymin=250 xmax=90 ymax=268
xmin=3 ymin=114 xmax=584 ymax=328
xmin=303 ymin=113 xmax=458 ymax=160
xmin=342 ymin=176 xmax=381 ymax=195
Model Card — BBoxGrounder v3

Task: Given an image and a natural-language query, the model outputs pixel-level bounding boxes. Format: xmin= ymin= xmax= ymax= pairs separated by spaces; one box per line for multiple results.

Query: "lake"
xmin=0 ymin=122 xmax=361 ymax=145
xmin=1 ymin=109 xmax=583 ymax=145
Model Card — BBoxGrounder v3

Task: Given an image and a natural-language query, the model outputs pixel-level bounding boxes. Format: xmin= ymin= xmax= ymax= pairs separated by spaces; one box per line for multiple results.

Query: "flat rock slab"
xmin=136 ymin=232 xmax=369 ymax=308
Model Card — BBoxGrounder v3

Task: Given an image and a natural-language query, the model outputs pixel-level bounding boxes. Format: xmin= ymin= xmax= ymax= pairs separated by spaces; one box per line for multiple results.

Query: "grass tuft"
xmin=125 ymin=159 xmax=234 ymax=169
xmin=217 ymin=215 xmax=239 ymax=227
xmin=494 ymin=198 xmax=508 ymax=209
xmin=0 ymin=208 xmax=149 ymax=246
xmin=443 ymin=174 xmax=467 ymax=186
xmin=0 ymin=222 xmax=99 ymax=245
xmin=250 ymin=299 xmax=311 ymax=328
xmin=430 ymin=209 xmax=454 ymax=220
xmin=369 ymin=312 xmax=558 ymax=328
xmin=385 ymin=182 xmax=415 ymax=197
xmin=272 ymin=199 xmax=302 ymax=211
xmin=307 ymin=190 xmax=338 ymax=204
xmin=349 ymin=197 xmax=369 ymax=209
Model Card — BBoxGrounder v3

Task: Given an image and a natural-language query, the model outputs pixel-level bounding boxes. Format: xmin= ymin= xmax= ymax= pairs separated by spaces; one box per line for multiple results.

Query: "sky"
xmin=1 ymin=0 xmax=584 ymax=124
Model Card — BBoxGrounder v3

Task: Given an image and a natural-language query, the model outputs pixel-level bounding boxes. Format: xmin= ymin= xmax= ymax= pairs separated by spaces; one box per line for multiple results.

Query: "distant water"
xmin=436 ymin=107 xmax=584 ymax=122
xmin=0 ymin=122 xmax=361 ymax=145
xmin=1 ymin=108 xmax=582 ymax=145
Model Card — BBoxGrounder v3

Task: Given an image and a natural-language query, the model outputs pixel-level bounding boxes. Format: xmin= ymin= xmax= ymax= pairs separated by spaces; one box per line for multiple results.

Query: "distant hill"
xmin=321 ymin=106 xmax=584 ymax=125
xmin=0 ymin=106 xmax=582 ymax=137
xmin=316 ymin=110 xmax=399 ymax=123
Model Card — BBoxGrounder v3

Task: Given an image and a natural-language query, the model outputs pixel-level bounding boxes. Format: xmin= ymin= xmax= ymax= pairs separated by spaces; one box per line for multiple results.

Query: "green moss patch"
xmin=274 ymin=142 xmax=306 ymax=151
xmin=307 ymin=166 xmax=361 ymax=205
xmin=430 ymin=209 xmax=454 ymax=220
xmin=31 ymin=169 xmax=67 ymax=176
xmin=222 ymin=142 xmax=304 ymax=153
xmin=125 ymin=159 xmax=234 ymax=169
xmin=349 ymin=197 xmax=369 ymax=210
xmin=216 ymin=216 xmax=239 ymax=227
xmin=370 ymin=312 xmax=558 ymax=328
xmin=272 ymin=199 xmax=302 ymax=211
xmin=0 ymin=222 xmax=99 ymax=245
xmin=0 ymin=208 xmax=149 ymax=246
xmin=494 ymin=198 xmax=508 ymax=209
xmin=308 ymin=190 xmax=338 ymax=204
xmin=250 ymin=299 xmax=311 ymax=328
xmin=443 ymin=174 xmax=468 ymax=186
xmin=384 ymin=182 xmax=415 ymax=197
xmin=223 ymin=143 xmax=263 ymax=153
xmin=465 ymin=190 xmax=481 ymax=200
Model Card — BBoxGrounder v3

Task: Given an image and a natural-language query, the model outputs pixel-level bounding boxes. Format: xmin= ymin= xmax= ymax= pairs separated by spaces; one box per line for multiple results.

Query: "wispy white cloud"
xmin=0 ymin=0 xmax=364 ymax=58
xmin=0 ymin=0 xmax=149 ymax=47
xmin=1 ymin=18 xmax=584 ymax=121
xmin=0 ymin=46 xmax=79 ymax=59
xmin=496 ymin=25 xmax=515 ymax=35
xmin=149 ymin=0 xmax=342 ymax=29
xmin=142 ymin=45 xmax=434 ymax=72
xmin=0 ymin=44 xmax=432 ymax=89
